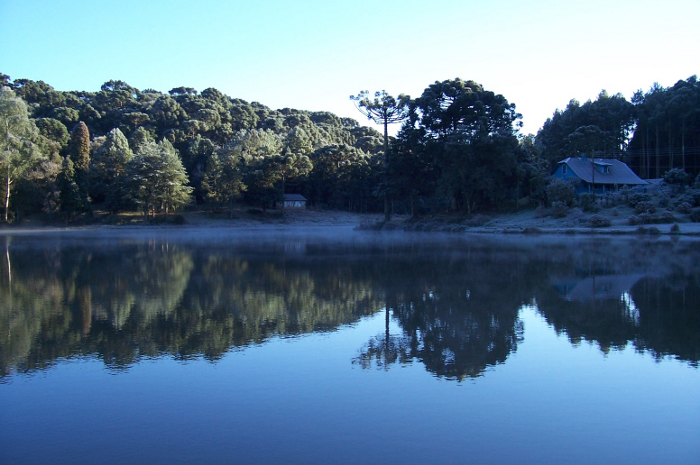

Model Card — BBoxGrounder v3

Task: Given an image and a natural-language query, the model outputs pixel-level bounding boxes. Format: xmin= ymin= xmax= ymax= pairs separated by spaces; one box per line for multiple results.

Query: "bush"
xmin=691 ymin=208 xmax=700 ymax=223
xmin=676 ymin=202 xmax=693 ymax=214
xmin=658 ymin=211 xmax=676 ymax=223
xmin=173 ymin=214 xmax=186 ymax=225
xmin=466 ymin=214 xmax=490 ymax=227
xmin=628 ymin=215 xmax=642 ymax=226
xmin=551 ymin=201 xmax=569 ymax=218
xmin=546 ymin=179 xmax=576 ymax=207
xmin=663 ymin=168 xmax=691 ymax=185
xmin=578 ymin=193 xmax=596 ymax=212
xmin=569 ymin=207 xmax=584 ymax=221
xmin=587 ymin=215 xmax=611 ymax=228
xmin=671 ymin=224 xmax=680 ymax=234
xmin=635 ymin=201 xmax=656 ymax=214
xmin=635 ymin=226 xmax=661 ymax=235
xmin=628 ymin=193 xmax=651 ymax=208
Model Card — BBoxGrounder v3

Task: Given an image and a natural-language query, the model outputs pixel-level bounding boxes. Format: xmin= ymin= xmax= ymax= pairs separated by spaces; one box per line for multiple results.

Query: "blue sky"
xmin=1 ymin=0 xmax=698 ymax=135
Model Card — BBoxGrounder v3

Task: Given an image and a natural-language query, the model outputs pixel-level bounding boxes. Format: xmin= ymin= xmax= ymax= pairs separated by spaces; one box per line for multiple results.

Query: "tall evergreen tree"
xmin=125 ymin=140 xmax=192 ymax=219
xmin=69 ymin=121 xmax=91 ymax=211
xmin=351 ymin=90 xmax=409 ymax=221
xmin=58 ymin=156 xmax=82 ymax=215
xmin=91 ymin=127 xmax=133 ymax=206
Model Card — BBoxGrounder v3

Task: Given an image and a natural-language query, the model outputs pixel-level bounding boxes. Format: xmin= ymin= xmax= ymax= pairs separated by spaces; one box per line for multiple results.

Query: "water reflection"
xmin=1 ymin=233 xmax=699 ymax=380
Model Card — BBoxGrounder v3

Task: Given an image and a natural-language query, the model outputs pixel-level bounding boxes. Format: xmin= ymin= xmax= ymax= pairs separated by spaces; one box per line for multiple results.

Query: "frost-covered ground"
xmin=2 ymin=205 xmax=699 ymax=236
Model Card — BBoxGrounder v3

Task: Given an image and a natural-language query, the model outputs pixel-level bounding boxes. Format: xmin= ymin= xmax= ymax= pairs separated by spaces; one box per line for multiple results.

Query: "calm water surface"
xmin=1 ymin=228 xmax=698 ymax=464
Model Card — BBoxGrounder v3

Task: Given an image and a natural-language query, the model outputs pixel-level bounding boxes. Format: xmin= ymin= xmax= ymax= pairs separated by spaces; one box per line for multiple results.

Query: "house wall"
xmin=552 ymin=164 xmax=608 ymax=195
xmin=283 ymin=201 xmax=306 ymax=209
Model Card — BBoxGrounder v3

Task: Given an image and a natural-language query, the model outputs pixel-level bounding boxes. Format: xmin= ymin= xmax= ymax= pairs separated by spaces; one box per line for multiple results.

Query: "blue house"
xmin=552 ymin=156 xmax=648 ymax=194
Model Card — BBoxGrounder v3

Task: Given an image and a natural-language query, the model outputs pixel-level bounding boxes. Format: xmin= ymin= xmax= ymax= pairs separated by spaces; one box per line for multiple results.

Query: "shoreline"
xmin=2 ymin=207 xmax=700 ymax=237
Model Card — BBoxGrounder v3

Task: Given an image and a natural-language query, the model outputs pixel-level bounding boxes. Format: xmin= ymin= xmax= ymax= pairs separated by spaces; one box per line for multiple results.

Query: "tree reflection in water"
xmin=1 ymin=234 xmax=699 ymax=380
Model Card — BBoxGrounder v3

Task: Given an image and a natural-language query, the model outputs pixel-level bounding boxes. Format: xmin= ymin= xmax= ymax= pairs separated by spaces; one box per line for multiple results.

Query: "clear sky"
xmin=1 ymin=0 xmax=698 ymax=136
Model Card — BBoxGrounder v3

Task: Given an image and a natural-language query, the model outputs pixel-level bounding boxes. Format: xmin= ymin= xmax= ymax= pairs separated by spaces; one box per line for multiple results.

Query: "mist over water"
xmin=1 ymin=229 xmax=698 ymax=464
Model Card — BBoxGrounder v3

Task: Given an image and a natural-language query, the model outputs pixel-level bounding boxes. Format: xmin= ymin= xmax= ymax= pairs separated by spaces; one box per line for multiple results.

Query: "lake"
xmin=1 ymin=228 xmax=698 ymax=464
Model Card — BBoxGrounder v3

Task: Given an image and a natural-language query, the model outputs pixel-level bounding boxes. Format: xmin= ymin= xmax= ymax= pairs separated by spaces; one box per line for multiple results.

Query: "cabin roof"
xmin=283 ymin=193 xmax=307 ymax=201
xmin=558 ymin=157 xmax=648 ymax=185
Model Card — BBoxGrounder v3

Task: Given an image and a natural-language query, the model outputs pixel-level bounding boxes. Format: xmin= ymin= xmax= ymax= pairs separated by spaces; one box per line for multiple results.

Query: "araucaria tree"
xmin=0 ymin=87 xmax=41 ymax=222
xmin=350 ymin=90 xmax=409 ymax=221
xmin=406 ymin=78 xmax=523 ymax=213
xmin=125 ymin=140 xmax=193 ymax=219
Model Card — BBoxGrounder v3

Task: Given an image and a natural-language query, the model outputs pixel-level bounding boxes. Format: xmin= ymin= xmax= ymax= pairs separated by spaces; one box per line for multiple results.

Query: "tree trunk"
xmin=669 ymin=125 xmax=674 ymax=171
xmin=383 ymin=120 xmax=390 ymax=222
xmin=4 ymin=168 xmax=10 ymax=223
xmin=655 ymin=125 xmax=660 ymax=179
xmin=682 ymin=118 xmax=686 ymax=172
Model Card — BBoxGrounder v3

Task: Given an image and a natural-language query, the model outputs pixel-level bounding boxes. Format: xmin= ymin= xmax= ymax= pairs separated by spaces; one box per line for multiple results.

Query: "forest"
xmin=1 ymin=72 xmax=699 ymax=222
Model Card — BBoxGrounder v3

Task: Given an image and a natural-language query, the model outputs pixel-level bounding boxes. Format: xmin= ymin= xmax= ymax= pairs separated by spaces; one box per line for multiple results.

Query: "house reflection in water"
xmin=553 ymin=274 xmax=646 ymax=326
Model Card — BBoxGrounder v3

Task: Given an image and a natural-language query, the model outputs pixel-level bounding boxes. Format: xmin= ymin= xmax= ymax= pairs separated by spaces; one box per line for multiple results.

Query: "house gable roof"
xmin=559 ymin=157 xmax=648 ymax=185
xmin=283 ymin=193 xmax=307 ymax=201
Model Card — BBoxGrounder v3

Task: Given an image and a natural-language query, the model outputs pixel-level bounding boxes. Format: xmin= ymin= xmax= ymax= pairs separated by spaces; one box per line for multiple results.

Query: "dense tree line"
xmin=0 ymin=74 xmax=385 ymax=220
xmin=536 ymin=76 xmax=700 ymax=180
xmin=1 ymin=72 xmax=699 ymax=221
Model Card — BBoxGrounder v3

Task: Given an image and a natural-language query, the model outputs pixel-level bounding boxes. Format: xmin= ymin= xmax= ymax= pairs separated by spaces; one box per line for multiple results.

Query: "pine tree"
xmin=58 ymin=156 xmax=81 ymax=215
xmin=125 ymin=140 xmax=192 ymax=219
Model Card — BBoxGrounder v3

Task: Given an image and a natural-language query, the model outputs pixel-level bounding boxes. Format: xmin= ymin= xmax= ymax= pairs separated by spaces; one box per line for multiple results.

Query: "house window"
xmin=595 ymin=163 xmax=610 ymax=174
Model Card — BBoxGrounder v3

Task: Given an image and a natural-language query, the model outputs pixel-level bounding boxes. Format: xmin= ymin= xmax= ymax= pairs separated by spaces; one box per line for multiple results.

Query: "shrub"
xmin=635 ymin=201 xmax=656 ymax=214
xmin=658 ymin=211 xmax=676 ymax=223
xmin=568 ymin=207 xmax=584 ymax=221
xmin=466 ymin=214 xmax=490 ymax=227
xmin=635 ymin=226 xmax=661 ymax=235
xmin=670 ymin=224 xmax=680 ymax=234
xmin=578 ymin=193 xmax=596 ymax=211
xmin=628 ymin=215 xmax=642 ymax=226
xmin=691 ymin=208 xmax=700 ymax=223
xmin=173 ymin=214 xmax=186 ymax=225
xmin=546 ymin=179 xmax=576 ymax=207
xmin=663 ymin=168 xmax=691 ymax=185
xmin=676 ymin=202 xmax=693 ymax=214
xmin=628 ymin=192 xmax=651 ymax=208
xmin=551 ymin=201 xmax=569 ymax=218
xmin=587 ymin=215 xmax=611 ymax=228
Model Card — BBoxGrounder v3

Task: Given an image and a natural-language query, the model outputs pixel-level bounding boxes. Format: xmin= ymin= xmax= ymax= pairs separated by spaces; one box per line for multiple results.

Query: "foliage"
xmin=201 ymin=145 xmax=246 ymax=214
xmin=0 ymin=86 xmax=43 ymax=221
xmin=629 ymin=77 xmax=700 ymax=179
xmin=546 ymin=178 xmax=576 ymax=207
xmin=351 ymin=90 xmax=410 ymax=220
xmin=124 ymin=140 xmax=193 ymax=218
xmin=536 ymin=90 xmax=635 ymax=170
xmin=635 ymin=201 xmax=656 ymax=214
xmin=397 ymin=78 xmax=523 ymax=214
xmin=663 ymin=168 xmax=690 ymax=185
xmin=68 ymin=121 xmax=91 ymax=211
xmin=91 ymin=128 xmax=133 ymax=204
xmin=587 ymin=214 xmax=611 ymax=228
